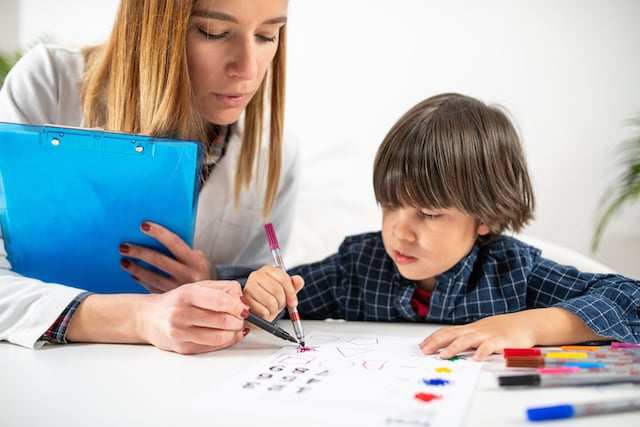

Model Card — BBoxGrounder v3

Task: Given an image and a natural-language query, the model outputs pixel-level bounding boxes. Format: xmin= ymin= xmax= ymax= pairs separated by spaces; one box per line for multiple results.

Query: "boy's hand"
xmin=243 ymin=265 xmax=304 ymax=321
xmin=419 ymin=308 xmax=606 ymax=361
xmin=419 ymin=312 xmax=537 ymax=361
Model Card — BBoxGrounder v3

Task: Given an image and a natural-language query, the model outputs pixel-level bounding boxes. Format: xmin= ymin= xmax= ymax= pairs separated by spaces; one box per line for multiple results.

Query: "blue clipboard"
xmin=0 ymin=122 xmax=204 ymax=294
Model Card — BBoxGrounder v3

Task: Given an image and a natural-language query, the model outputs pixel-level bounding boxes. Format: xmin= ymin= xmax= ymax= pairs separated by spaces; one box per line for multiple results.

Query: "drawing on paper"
xmin=196 ymin=331 xmax=482 ymax=427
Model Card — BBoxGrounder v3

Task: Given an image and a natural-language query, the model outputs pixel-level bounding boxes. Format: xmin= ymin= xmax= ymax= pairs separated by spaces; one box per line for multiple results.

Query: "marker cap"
xmin=498 ymin=374 xmax=539 ymax=386
xmin=503 ymin=348 xmax=541 ymax=357
xmin=527 ymin=404 xmax=575 ymax=421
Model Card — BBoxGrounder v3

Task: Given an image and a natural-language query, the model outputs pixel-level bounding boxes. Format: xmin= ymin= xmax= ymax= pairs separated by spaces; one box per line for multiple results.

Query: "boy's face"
xmin=381 ymin=205 xmax=490 ymax=291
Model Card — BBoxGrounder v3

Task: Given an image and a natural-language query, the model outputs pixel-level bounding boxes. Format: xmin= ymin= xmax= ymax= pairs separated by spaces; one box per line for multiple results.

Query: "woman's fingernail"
xmin=141 ymin=222 xmax=151 ymax=232
xmin=118 ymin=244 xmax=129 ymax=254
xmin=242 ymin=327 xmax=251 ymax=337
xmin=240 ymin=296 xmax=249 ymax=306
xmin=240 ymin=309 xmax=249 ymax=319
xmin=120 ymin=259 xmax=131 ymax=268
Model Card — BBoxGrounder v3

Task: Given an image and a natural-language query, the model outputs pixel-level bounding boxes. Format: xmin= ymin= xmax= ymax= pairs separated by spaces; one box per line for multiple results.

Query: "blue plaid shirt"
xmin=285 ymin=232 xmax=640 ymax=344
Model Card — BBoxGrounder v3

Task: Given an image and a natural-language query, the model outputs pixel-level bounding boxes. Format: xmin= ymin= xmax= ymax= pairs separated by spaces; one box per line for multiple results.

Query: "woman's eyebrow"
xmin=192 ymin=10 xmax=287 ymax=25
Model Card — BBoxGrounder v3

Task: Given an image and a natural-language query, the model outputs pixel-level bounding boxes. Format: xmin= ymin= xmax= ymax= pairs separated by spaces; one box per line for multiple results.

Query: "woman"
xmin=0 ymin=0 xmax=296 ymax=354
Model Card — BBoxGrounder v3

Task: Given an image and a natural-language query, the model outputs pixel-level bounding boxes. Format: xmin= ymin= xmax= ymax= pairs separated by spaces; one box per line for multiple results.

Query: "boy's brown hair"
xmin=373 ymin=93 xmax=534 ymax=243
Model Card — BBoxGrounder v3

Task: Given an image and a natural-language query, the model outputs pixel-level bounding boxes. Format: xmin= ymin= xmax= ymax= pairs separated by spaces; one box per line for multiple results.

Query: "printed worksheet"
xmin=194 ymin=331 xmax=482 ymax=426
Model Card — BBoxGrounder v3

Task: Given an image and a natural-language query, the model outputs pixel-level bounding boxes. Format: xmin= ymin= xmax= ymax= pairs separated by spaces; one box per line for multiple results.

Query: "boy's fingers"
xmin=291 ymin=275 xmax=305 ymax=292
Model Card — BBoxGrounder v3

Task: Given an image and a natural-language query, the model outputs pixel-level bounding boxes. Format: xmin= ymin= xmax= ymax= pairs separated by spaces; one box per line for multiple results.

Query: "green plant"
xmin=591 ymin=116 xmax=640 ymax=251
xmin=0 ymin=50 xmax=23 ymax=87
xmin=0 ymin=35 xmax=55 ymax=87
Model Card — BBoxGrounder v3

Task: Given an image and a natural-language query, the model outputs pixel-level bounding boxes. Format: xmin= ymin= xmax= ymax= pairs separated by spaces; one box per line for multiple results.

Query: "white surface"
xmin=1 ymin=320 xmax=639 ymax=427
xmin=1 ymin=1 xmax=639 ymax=278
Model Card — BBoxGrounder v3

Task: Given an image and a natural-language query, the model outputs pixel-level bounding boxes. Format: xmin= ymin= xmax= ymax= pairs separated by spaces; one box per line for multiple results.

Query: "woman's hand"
xmin=118 ymin=221 xmax=213 ymax=293
xmin=66 ymin=280 xmax=251 ymax=354
xmin=243 ymin=265 xmax=304 ymax=321
xmin=138 ymin=280 xmax=250 ymax=354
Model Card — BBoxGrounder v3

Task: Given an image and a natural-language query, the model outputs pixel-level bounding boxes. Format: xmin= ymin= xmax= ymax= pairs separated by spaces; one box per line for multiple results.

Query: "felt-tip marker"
xmin=499 ymin=372 xmax=640 ymax=387
xmin=264 ymin=223 xmax=306 ymax=347
xmin=504 ymin=346 xmax=640 ymax=358
xmin=527 ymin=397 xmax=640 ymax=421
xmin=246 ymin=312 xmax=298 ymax=344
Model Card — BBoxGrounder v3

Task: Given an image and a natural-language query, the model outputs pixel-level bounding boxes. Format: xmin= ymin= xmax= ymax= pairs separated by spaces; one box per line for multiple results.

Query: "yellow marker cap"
xmin=545 ymin=352 xmax=588 ymax=359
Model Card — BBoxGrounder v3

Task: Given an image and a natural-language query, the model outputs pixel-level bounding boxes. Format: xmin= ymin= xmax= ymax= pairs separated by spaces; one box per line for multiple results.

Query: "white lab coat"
xmin=0 ymin=44 xmax=299 ymax=348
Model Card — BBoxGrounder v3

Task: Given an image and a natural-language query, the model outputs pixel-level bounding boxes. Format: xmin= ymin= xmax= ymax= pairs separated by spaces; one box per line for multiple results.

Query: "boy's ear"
xmin=477 ymin=222 xmax=491 ymax=236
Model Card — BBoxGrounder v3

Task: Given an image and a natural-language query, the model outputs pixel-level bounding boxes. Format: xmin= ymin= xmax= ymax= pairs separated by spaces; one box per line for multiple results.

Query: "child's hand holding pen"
xmin=243 ymin=265 xmax=305 ymax=323
xmin=242 ymin=222 xmax=307 ymax=347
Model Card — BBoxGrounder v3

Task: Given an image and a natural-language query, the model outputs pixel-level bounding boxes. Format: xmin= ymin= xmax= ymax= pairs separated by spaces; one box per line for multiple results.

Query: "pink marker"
xmin=537 ymin=367 xmax=581 ymax=374
xmin=264 ymin=223 xmax=306 ymax=347
xmin=612 ymin=341 xmax=640 ymax=349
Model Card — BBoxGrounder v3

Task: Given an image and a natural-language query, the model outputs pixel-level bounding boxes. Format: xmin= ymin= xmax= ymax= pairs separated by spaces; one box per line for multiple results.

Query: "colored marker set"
xmin=499 ymin=343 xmax=640 ymax=387
xmin=497 ymin=342 xmax=640 ymax=422
xmin=503 ymin=345 xmax=640 ymax=369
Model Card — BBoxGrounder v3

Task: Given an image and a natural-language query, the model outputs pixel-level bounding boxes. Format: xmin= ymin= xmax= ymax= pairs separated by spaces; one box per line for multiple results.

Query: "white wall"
xmin=285 ymin=0 xmax=640 ymax=279
xmin=2 ymin=0 xmax=639 ymax=278
xmin=3 ymin=0 xmax=119 ymax=48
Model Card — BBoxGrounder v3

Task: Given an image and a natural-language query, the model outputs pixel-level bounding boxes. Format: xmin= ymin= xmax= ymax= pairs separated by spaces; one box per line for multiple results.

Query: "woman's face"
xmin=186 ymin=0 xmax=288 ymax=125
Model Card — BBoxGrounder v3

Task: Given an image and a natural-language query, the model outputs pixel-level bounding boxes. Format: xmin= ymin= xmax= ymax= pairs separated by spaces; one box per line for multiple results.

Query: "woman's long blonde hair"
xmin=81 ymin=0 xmax=286 ymax=218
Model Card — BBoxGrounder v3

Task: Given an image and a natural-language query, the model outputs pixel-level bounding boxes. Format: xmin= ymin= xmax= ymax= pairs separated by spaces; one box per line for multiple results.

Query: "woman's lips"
xmin=215 ymin=92 xmax=250 ymax=107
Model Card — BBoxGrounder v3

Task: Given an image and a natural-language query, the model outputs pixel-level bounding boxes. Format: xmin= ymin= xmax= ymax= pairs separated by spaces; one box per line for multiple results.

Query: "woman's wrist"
xmin=66 ymin=293 xmax=148 ymax=344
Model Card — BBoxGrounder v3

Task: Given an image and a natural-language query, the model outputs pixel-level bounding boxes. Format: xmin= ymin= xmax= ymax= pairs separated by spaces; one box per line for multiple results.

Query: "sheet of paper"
xmin=193 ymin=331 xmax=482 ymax=426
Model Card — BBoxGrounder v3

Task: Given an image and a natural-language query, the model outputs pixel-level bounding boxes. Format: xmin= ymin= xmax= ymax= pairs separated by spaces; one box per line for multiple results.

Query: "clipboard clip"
xmin=41 ymin=124 xmax=151 ymax=156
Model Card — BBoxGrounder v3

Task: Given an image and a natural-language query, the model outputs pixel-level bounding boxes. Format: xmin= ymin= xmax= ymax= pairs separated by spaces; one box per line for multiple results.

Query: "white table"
xmin=1 ymin=320 xmax=638 ymax=426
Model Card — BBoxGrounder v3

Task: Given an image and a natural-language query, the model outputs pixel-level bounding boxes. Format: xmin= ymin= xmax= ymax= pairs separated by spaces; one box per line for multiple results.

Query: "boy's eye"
xmin=419 ymin=211 xmax=440 ymax=220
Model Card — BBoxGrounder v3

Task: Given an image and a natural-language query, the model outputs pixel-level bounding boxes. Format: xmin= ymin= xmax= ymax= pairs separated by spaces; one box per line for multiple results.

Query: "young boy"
xmin=242 ymin=93 xmax=640 ymax=361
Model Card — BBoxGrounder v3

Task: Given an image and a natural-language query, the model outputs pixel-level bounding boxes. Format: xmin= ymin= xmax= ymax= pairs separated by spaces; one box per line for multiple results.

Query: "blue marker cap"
xmin=527 ymin=404 xmax=575 ymax=421
xmin=563 ymin=362 xmax=606 ymax=368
